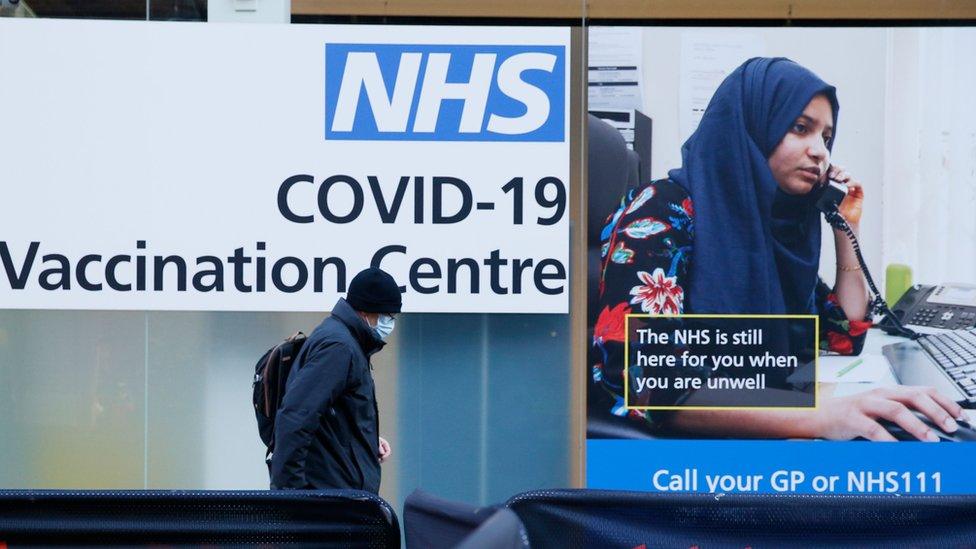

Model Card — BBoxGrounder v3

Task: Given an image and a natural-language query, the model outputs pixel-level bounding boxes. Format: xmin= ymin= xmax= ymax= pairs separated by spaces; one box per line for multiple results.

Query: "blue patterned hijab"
xmin=669 ymin=58 xmax=839 ymax=321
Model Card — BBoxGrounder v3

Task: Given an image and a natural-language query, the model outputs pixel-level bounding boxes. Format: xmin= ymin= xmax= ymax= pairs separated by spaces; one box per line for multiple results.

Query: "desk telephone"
xmin=890 ymin=284 xmax=976 ymax=330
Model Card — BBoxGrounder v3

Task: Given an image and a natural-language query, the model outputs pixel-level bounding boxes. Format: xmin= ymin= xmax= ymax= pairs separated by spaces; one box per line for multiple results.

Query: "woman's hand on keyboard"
xmin=815 ymin=386 xmax=964 ymax=441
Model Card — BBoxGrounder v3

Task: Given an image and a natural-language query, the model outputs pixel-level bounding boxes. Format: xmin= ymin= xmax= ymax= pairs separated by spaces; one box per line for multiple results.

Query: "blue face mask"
xmin=373 ymin=314 xmax=395 ymax=341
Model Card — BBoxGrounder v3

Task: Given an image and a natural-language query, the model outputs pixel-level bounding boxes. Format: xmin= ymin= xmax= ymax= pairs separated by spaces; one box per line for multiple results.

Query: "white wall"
xmin=883 ymin=28 xmax=976 ymax=288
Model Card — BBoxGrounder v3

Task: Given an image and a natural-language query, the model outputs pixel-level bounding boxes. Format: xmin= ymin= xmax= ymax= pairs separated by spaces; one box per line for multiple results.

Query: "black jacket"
xmin=270 ymin=298 xmax=384 ymax=493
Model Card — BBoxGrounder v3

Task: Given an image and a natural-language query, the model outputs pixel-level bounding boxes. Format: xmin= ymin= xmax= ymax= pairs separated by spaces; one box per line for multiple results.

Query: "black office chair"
xmin=586 ymin=114 xmax=641 ymax=326
xmin=0 ymin=489 xmax=400 ymax=547
xmin=586 ymin=115 xmax=654 ymax=440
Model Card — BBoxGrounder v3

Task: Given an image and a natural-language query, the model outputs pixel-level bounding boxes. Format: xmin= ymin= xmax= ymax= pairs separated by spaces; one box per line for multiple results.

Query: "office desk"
xmin=819 ymin=327 xmax=976 ymax=422
xmin=819 ymin=328 xmax=902 ymax=385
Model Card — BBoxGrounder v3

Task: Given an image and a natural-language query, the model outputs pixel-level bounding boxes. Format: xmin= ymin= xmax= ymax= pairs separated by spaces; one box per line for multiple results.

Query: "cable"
xmin=823 ymin=209 xmax=920 ymax=340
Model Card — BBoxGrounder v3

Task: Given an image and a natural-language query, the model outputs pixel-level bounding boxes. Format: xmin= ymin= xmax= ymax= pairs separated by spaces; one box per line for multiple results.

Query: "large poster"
xmin=587 ymin=27 xmax=976 ymax=494
xmin=0 ymin=20 xmax=570 ymax=313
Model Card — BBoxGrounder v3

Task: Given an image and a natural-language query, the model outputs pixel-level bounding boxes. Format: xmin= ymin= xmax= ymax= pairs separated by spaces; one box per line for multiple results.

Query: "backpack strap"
xmin=264 ymin=331 xmax=307 ymax=460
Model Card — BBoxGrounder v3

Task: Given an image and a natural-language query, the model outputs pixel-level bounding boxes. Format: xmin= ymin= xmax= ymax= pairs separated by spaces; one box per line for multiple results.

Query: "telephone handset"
xmin=889 ymin=284 xmax=976 ymax=330
xmin=812 ymin=178 xmax=849 ymax=214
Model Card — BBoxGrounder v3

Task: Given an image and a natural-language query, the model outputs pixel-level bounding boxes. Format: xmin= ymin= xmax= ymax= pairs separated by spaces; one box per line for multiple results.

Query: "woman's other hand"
xmin=815 ymin=386 xmax=963 ymax=441
xmin=827 ymin=164 xmax=863 ymax=226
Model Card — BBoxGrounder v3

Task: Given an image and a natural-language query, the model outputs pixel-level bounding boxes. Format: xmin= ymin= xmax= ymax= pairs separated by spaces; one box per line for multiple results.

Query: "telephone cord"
xmin=824 ymin=210 xmax=920 ymax=340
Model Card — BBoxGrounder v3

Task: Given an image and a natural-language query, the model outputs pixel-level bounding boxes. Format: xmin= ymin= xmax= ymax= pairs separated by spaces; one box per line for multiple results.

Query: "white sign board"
xmin=0 ymin=20 xmax=570 ymax=313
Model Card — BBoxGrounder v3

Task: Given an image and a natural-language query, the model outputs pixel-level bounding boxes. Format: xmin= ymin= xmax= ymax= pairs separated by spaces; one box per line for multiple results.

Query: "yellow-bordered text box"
xmin=623 ymin=314 xmax=819 ymax=411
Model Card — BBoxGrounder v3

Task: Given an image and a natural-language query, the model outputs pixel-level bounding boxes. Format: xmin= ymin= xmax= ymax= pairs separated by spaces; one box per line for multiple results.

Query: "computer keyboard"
xmin=918 ymin=328 xmax=976 ymax=396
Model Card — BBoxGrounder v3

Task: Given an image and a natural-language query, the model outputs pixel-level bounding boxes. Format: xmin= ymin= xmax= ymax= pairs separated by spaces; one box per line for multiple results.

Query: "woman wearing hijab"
xmin=592 ymin=57 xmax=962 ymax=441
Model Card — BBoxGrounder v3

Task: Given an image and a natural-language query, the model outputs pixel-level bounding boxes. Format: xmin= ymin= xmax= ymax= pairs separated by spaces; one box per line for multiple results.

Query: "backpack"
xmin=252 ymin=331 xmax=307 ymax=460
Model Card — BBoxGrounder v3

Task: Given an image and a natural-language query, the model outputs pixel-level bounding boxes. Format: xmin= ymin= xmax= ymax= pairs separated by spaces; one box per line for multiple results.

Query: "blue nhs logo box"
xmin=325 ymin=44 xmax=565 ymax=142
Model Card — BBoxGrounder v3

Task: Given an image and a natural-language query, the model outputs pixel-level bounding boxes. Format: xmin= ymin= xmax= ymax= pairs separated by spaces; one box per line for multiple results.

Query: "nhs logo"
xmin=325 ymin=44 xmax=565 ymax=142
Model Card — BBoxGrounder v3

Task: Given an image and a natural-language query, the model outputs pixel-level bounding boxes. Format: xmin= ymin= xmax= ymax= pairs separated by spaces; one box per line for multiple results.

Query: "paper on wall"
xmin=679 ymin=32 xmax=765 ymax=140
xmin=588 ymin=27 xmax=644 ymax=112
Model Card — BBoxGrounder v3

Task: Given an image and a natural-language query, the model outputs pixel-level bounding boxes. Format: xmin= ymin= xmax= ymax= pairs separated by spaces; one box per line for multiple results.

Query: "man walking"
xmin=270 ymin=267 xmax=400 ymax=493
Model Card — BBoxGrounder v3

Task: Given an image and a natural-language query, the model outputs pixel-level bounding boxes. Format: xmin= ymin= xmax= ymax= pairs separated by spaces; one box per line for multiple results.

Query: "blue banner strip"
xmin=588 ymin=439 xmax=976 ymax=494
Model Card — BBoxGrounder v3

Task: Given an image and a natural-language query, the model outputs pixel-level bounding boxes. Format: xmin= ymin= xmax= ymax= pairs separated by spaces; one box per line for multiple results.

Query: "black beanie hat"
xmin=346 ymin=267 xmax=402 ymax=313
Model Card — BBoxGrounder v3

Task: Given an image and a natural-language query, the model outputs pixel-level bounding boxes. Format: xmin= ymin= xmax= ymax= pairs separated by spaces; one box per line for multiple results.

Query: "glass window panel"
xmin=5 ymin=0 xmax=146 ymax=19
xmin=150 ymin=0 xmax=206 ymax=21
xmin=145 ymin=311 xmax=320 ymax=488
xmin=396 ymin=313 xmax=571 ymax=506
xmin=0 ymin=311 xmax=146 ymax=488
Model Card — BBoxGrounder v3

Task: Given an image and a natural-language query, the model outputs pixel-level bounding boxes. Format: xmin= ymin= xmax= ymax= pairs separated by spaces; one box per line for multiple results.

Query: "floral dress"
xmin=591 ymin=179 xmax=872 ymax=423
